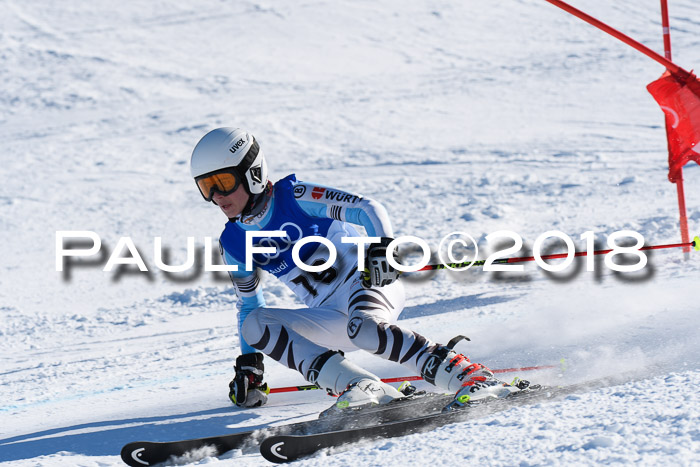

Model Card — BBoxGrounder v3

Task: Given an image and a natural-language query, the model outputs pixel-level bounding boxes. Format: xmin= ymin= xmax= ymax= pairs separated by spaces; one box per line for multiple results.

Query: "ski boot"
xmin=420 ymin=336 xmax=527 ymax=409
xmin=335 ymin=378 xmax=413 ymax=409
xmin=309 ymin=350 xmax=411 ymax=415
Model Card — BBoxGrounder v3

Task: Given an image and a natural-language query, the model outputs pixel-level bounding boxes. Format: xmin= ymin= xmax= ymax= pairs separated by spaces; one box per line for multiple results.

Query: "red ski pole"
xmin=414 ymin=237 xmax=698 ymax=272
xmin=269 ymin=364 xmax=557 ymax=394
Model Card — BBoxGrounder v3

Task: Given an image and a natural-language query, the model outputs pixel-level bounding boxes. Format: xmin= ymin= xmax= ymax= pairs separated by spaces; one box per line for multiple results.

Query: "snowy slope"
xmin=1 ymin=0 xmax=699 ymax=465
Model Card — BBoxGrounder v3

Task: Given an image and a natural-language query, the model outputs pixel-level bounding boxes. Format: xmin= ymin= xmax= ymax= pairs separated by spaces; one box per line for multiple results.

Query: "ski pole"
xmin=268 ymin=378 xmax=421 ymax=394
xmin=268 ymin=364 xmax=557 ymax=394
xmin=413 ymin=236 xmax=699 ymax=272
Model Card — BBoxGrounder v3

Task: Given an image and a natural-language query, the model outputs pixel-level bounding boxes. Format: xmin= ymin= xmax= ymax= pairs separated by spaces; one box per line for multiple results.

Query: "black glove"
xmin=363 ymin=237 xmax=401 ymax=288
xmin=229 ymin=353 xmax=269 ymax=408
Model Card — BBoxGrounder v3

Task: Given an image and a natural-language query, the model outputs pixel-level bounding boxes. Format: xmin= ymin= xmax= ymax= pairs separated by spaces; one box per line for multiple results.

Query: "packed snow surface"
xmin=1 ymin=0 xmax=699 ymax=465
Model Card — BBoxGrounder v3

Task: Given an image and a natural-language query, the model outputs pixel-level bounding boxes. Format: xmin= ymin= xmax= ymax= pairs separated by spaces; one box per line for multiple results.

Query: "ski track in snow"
xmin=1 ymin=0 xmax=699 ymax=465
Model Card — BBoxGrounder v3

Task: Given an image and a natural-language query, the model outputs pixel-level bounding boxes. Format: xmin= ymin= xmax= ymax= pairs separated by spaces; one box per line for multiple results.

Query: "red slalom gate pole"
xmin=676 ymin=176 xmax=692 ymax=256
xmin=659 ymin=0 xmax=691 ymax=256
xmin=269 ymin=364 xmax=557 ymax=394
xmin=660 ymin=0 xmax=672 ymax=61
xmin=542 ymin=0 xmax=691 ymax=80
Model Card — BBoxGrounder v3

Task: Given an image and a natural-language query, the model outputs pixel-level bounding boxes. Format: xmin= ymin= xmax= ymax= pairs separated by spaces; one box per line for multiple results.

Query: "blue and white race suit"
xmin=221 ymin=174 xmax=436 ymax=380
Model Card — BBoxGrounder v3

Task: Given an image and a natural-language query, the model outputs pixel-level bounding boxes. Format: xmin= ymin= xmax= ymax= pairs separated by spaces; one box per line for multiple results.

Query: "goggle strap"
xmin=239 ymin=138 xmax=259 ymax=172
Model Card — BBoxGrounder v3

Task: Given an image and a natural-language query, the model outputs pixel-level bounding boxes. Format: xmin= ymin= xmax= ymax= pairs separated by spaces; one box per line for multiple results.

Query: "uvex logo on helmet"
xmin=229 ymin=138 xmax=246 ymax=154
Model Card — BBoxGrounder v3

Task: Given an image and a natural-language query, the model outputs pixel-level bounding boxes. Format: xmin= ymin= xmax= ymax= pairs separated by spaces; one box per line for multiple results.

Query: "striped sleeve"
xmin=222 ymin=249 xmax=262 ymax=298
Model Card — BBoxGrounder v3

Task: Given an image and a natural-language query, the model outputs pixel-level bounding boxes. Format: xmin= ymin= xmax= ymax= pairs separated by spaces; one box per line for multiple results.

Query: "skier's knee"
xmin=240 ymin=308 xmax=266 ymax=348
xmin=347 ymin=315 xmax=386 ymax=352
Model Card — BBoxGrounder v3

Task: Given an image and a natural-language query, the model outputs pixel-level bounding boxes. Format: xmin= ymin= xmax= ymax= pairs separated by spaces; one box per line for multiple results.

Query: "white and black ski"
xmin=258 ymin=380 xmax=615 ymax=463
xmin=119 ymin=392 xmax=450 ymax=466
xmin=121 ymin=373 xmax=638 ymax=465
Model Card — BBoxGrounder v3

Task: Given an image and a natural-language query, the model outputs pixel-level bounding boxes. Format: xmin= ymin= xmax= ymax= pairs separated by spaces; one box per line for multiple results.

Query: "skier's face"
xmin=212 ymin=184 xmax=249 ymax=218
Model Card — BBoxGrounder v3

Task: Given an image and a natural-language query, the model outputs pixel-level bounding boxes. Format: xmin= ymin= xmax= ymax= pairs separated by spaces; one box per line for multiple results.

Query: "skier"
xmin=190 ymin=127 xmax=520 ymax=409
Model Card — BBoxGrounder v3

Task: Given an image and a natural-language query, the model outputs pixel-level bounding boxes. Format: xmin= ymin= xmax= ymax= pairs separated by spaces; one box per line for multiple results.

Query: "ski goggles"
xmin=195 ymin=168 xmax=243 ymax=202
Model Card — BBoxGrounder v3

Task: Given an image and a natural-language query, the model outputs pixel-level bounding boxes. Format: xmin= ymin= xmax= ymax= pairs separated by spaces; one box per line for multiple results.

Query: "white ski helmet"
xmin=190 ymin=127 xmax=269 ymax=201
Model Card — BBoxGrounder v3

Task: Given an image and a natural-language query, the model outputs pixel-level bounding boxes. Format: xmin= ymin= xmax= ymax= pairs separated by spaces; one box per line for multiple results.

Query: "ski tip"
xmin=260 ymin=436 xmax=295 ymax=464
xmin=693 ymin=236 xmax=700 ymax=251
xmin=120 ymin=443 xmax=151 ymax=467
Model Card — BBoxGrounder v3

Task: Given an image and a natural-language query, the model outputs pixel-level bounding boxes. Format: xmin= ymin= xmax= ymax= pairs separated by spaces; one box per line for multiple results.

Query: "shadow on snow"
xmin=0 ymin=407 xmax=268 ymax=461
xmin=399 ymin=293 xmax=517 ymax=320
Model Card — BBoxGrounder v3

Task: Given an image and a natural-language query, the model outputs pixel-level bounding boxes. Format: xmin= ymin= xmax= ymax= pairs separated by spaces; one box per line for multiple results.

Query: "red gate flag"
xmin=647 ymin=71 xmax=700 ymax=183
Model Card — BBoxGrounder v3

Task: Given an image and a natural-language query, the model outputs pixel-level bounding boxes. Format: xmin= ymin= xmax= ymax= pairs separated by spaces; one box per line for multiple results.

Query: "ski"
xmin=119 ymin=392 xmax=452 ymax=466
xmin=259 ymin=378 xmax=621 ymax=463
xmin=122 ymin=434 xmax=251 ymax=467
xmin=119 ymin=363 xmax=560 ymax=465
